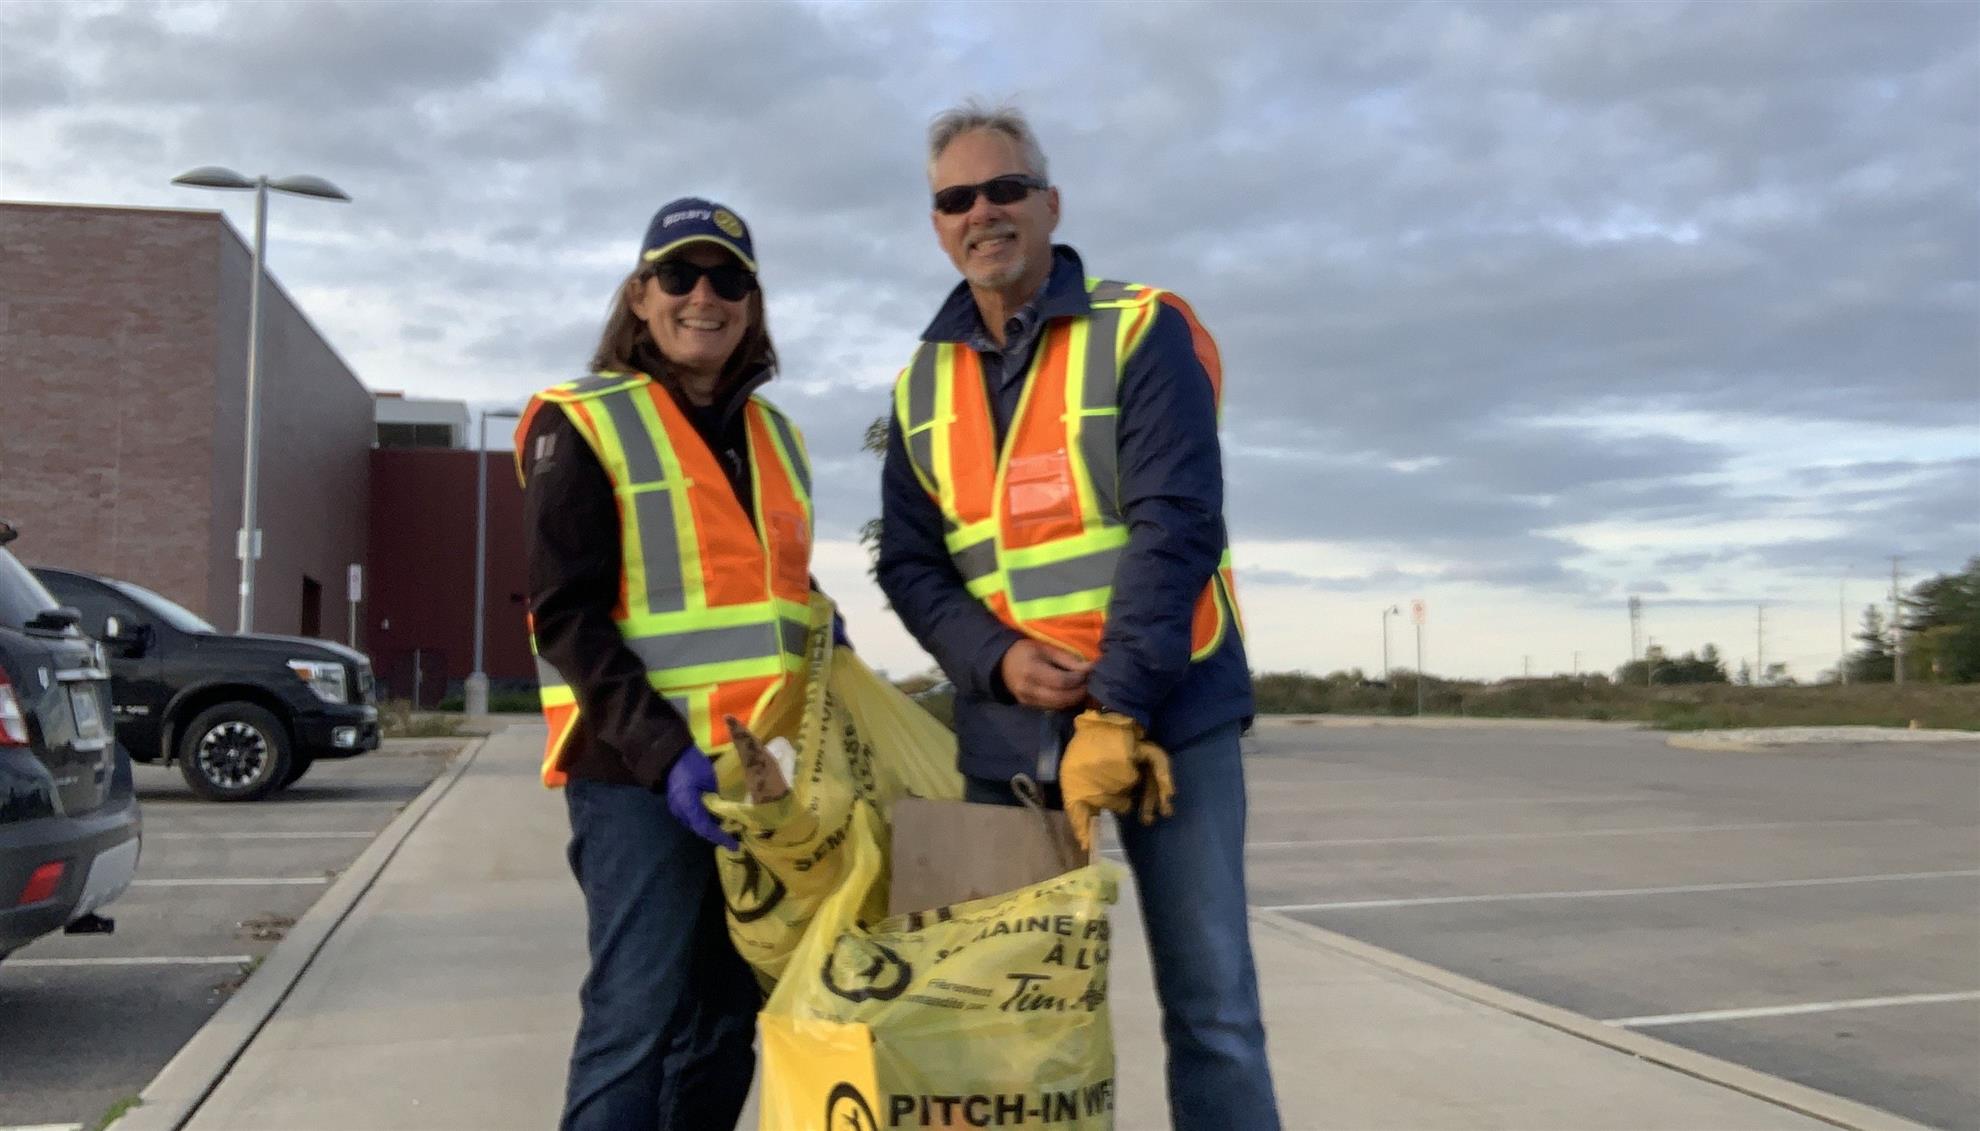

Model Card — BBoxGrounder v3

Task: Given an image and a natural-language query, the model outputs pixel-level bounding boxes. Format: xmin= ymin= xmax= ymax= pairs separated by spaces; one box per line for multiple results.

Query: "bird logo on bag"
xmin=720 ymin=851 xmax=787 ymax=923
xmin=825 ymin=1082 xmax=879 ymax=1131
xmin=821 ymin=938 xmax=911 ymax=1003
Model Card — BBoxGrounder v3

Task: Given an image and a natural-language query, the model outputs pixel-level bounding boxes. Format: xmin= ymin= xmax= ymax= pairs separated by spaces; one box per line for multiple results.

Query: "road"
xmin=0 ymin=741 xmax=461 ymax=1131
xmin=1232 ymin=719 xmax=1980 ymax=1130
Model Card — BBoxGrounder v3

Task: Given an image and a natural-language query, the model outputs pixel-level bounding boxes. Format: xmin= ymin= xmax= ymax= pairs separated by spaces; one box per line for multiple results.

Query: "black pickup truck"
xmin=32 ymin=567 xmax=380 ymax=802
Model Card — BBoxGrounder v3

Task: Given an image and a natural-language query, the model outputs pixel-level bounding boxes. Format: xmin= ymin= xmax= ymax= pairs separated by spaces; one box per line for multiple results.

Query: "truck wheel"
xmin=278 ymin=753 xmax=315 ymax=789
xmin=178 ymin=704 xmax=292 ymax=802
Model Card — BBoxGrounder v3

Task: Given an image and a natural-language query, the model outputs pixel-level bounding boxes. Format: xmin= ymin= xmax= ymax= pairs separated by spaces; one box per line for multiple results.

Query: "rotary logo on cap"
xmin=713 ymin=209 xmax=745 ymax=239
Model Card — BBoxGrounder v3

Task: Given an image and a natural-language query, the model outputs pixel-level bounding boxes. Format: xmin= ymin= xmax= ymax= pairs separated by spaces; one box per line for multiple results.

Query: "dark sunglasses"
xmin=931 ymin=173 xmax=1048 ymax=215
xmin=649 ymin=259 xmax=757 ymax=302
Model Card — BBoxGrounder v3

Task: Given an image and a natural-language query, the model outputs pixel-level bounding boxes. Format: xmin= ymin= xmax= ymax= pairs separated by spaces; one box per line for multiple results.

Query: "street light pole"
xmin=467 ymin=408 xmax=522 ymax=719
xmin=1381 ymin=605 xmax=1399 ymax=683
xmin=1414 ymin=619 xmax=1424 ymax=716
xmin=172 ymin=167 xmax=349 ymax=633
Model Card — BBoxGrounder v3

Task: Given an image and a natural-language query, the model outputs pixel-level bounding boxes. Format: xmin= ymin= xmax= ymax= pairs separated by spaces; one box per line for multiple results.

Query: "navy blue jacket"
xmin=878 ymin=246 xmax=1253 ymax=782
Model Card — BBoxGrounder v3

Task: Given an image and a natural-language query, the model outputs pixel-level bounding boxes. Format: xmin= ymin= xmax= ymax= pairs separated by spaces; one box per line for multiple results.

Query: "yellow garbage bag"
xmin=706 ymin=594 xmax=963 ymax=987
xmin=759 ymin=803 xmax=1123 ymax=1131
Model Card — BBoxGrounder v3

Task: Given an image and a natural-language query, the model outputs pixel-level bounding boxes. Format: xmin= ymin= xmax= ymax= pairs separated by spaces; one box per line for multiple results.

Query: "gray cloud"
xmin=2 ymin=0 xmax=1972 ymax=610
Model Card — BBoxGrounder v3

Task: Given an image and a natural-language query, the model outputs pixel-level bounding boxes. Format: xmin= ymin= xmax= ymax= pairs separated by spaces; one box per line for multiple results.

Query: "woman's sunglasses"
xmin=650 ymin=259 xmax=757 ymax=302
xmin=931 ymin=173 xmax=1048 ymax=216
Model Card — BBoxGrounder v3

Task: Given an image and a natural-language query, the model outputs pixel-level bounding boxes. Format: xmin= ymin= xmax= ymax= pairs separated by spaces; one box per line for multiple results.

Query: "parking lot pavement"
xmin=1235 ymin=719 xmax=1980 ymax=1131
xmin=0 ymin=740 xmax=464 ymax=1130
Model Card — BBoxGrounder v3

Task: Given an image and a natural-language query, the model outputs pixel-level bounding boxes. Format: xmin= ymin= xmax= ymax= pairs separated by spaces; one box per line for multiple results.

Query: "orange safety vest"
xmin=515 ymin=371 xmax=813 ymax=787
xmin=894 ymin=278 xmax=1241 ymax=663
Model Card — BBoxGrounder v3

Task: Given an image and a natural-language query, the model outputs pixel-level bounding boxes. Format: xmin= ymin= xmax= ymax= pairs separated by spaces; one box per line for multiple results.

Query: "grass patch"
xmin=91 ymin=1094 xmax=141 ymax=1131
xmin=378 ymin=700 xmax=464 ymax=739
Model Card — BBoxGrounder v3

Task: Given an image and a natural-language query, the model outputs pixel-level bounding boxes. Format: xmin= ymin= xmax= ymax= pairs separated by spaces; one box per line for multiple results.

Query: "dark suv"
xmin=33 ymin=567 xmax=380 ymax=802
xmin=0 ymin=522 xmax=140 ymax=961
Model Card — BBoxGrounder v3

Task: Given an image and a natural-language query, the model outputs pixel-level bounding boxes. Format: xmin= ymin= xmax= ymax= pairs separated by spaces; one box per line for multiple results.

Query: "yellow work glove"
xmin=1134 ymin=738 xmax=1176 ymax=826
xmin=1061 ymin=710 xmax=1176 ymax=853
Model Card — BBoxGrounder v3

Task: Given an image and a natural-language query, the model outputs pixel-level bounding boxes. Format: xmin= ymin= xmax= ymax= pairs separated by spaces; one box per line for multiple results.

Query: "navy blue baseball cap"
xmin=640 ymin=197 xmax=757 ymax=273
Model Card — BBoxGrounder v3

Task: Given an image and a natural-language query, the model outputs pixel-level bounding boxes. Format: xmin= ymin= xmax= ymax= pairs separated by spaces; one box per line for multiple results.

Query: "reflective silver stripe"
xmin=626 ymin=622 xmax=786 ymax=670
xmin=904 ymin=345 xmax=939 ymax=486
xmin=1008 ymin=547 xmax=1122 ymax=603
xmin=951 ymin=537 xmax=998 ymax=583
xmin=779 ymin=616 xmax=808 ymax=658
xmin=762 ymin=407 xmax=810 ymax=497
xmin=1088 ymin=279 xmax=1137 ymax=304
xmin=597 ymin=388 xmax=666 ymax=485
xmin=1078 ymin=305 xmax=1125 ymax=524
xmin=562 ymin=371 xmax=642 ymax=397
xmin=535 ymin=656 xmax=564 ymax=688
xmin=632 ymin=487 xmax=687 ymax=613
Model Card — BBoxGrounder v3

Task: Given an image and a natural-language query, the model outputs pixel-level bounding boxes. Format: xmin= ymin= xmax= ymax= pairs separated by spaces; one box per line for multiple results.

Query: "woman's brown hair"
xmin=587 ymin=263 xmax=778 ymax=384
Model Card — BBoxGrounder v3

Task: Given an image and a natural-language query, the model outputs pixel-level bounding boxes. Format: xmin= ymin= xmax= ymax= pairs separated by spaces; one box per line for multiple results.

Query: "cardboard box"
xmin=888 ymin=797 xmax=1089 ymax=917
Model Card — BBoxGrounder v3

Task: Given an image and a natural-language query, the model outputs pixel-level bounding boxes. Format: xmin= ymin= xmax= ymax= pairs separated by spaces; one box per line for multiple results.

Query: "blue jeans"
xmin=562 ymin=779 xmax=758 ymax=1131
xmin=965 ymin=721 xmax=1280 ymax=1130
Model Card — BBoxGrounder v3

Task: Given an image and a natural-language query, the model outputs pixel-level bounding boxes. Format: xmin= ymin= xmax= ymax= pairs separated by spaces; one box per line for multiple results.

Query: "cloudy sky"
xmin=4 ymin=0 xmax=1974 ymax=682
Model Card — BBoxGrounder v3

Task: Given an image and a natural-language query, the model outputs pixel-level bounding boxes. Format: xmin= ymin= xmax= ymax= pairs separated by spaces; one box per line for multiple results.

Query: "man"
xmin=877 ymin=103 xmax=1280 ymax=1130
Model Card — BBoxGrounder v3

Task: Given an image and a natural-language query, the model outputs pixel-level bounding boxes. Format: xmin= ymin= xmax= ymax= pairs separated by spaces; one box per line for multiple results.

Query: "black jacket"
xmin=520 ymin=357 xmax=767 ymax=789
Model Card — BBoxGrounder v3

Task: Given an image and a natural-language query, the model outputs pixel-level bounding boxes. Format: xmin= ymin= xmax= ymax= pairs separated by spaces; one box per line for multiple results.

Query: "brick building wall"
xmin=0 ymin=202 xmax=369 ymax=638
xmin=0 ymin=203 xmax=221 ymax=614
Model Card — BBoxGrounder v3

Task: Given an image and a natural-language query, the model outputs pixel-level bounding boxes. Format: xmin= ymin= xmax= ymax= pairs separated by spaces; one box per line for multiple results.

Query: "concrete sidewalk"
xmin=113 ymin=723 xmax=1926 ymax=1131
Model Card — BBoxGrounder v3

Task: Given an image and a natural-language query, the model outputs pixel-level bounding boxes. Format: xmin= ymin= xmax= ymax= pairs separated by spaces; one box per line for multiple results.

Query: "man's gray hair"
xmin=927 ymin=100 xmax=1050 ymax=185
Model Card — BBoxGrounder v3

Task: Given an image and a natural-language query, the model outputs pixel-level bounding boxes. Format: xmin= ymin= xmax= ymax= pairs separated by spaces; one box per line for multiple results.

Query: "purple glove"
xmin=664 ymin=746 xmax=739 ymax=850
xmin=831 ymin=611 xmax=853 ymax=652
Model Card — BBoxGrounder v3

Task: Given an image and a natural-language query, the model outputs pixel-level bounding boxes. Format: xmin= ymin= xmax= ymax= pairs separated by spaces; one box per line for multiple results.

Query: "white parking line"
xmin=1261 ymin=868 xmax=1980 ymax=912
xmin=1243 ymin=818 xmax=1923 ymax=850
xmin=0 ymin=1123 xmax=85 ymax=1131
xmin=6 ymin=955 xmax=252 ymax=967
xmin=1290 ymin=793 xmax=1654 ymax=810
xmin=133 ymin=877 xmax=330 ymax=887
xmin=155 ymin=832 xmax=375 ymax=840
xmin=1607 ymin=990 xmax=1980 ymax=1028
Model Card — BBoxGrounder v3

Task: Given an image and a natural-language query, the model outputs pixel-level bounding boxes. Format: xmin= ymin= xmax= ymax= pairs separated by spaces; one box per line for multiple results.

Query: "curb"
xmin=1666 ymin=728 xmax=1980 ymax=754
xmin=106 ymin=738 xmax=487 ymax=1131
xmin=1666 ymin=733 xmax=1764 ymax=753
xmin=1248 ymin=909 xmax=1933 ymax=1131
xmin=1255 ymin=714 xmax=1645 ymax=731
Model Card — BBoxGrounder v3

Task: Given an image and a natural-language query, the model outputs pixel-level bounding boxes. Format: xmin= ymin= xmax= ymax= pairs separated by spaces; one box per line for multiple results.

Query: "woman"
xmin=515 ymin=197 xmax=813 ymax=1130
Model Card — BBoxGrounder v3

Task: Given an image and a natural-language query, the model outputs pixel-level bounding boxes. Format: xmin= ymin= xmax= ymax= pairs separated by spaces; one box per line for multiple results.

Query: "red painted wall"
xmin=366 ymin=448 xmax=531 ymax=705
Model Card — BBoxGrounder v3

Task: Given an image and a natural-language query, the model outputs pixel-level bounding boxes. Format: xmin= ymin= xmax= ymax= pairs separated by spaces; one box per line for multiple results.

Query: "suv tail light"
xmin=0 ymin=668 xmax=29 ymax=746
xmin=17 ymin=861 xmax=65 ymax=906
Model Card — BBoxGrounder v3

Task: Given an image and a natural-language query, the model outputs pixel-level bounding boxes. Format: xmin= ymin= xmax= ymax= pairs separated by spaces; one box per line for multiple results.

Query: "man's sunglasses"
xmin=932 ymin=173 xmax=1049 ymax=216
xmin=649 ymin=259 xmax=757 ymax=302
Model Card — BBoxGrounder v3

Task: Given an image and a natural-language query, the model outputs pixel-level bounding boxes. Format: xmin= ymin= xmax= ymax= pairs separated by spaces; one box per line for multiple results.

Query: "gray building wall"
xmin=0 ymin=201 xmax=369 ymax=639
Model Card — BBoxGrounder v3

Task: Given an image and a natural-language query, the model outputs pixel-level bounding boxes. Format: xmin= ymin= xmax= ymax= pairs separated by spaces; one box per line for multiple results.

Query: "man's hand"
xmin=1061 ymin=711 xmax=1179 ymax=852
xmin=999 ymin=639 xmax=1093 ymax=710
xmin=664 ymin=746 xmax=740 ymax=851
xmin=1060 ymin=710 xmax=1144 ymax=852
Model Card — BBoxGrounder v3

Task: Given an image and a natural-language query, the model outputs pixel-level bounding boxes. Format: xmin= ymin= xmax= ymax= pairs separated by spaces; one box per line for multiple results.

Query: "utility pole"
xmin=1757 ymin=604 xmax=1766 ymax=686
xmin=1628 ymin=595 xmax=1643 ymax=664
xmin=1891 ymin=556 xmax=1905 ymax=685
xmin=1839 ymin=569 xmax=1849 ymax=685
xmin=1523 ymin=655 xmax=1531 ymax=679
xmin=1573 ymin=650 xmax=1581 ymax=678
